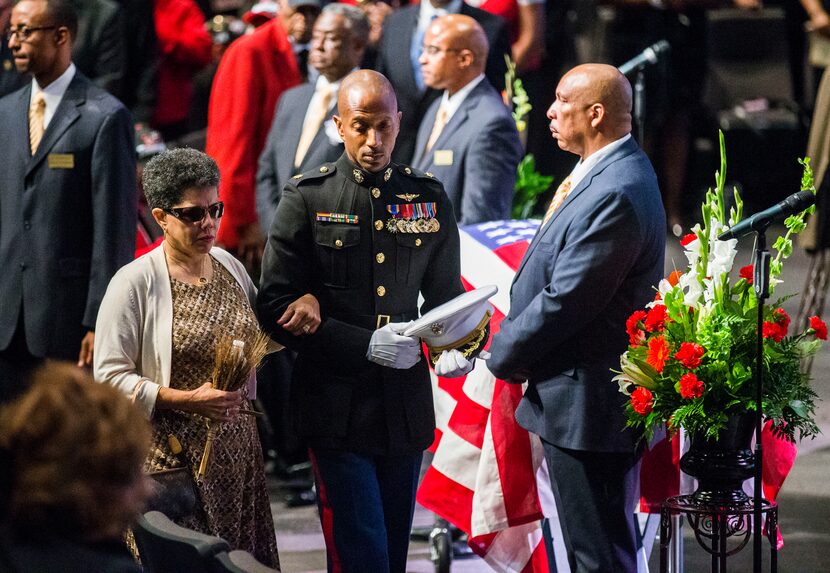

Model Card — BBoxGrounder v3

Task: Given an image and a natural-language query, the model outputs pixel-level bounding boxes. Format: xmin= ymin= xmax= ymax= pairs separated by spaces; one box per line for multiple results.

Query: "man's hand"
xmin=434 ymin=349 xmax=474 ymax=378
xmin=77 ymin=331 xmax=94 ymax=367
xmin=236 ymin=220 xmax=265 ymax=272
xmin=367 ymin=322 xmax=421 ymax=369
xmin=278 ymin=293 xmax=321 ymax=336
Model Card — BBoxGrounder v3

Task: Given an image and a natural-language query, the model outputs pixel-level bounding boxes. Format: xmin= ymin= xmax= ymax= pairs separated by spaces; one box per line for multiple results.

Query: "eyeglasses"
xmin=5 ymin=25 xmax=58 ymax=42
xmin=164 ymin=202 xmax=224 ymax=224
xmin=420 ymin=45 xmax=461 ymax=56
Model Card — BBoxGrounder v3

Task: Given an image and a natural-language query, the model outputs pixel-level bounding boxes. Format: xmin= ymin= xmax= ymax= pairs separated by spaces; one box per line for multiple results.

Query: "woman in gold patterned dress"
xmin=93 ymin=148 xmax=320 ymax=569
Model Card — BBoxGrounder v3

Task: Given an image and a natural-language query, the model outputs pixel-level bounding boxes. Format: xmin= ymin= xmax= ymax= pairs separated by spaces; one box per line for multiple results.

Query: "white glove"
xmin=367 ymin=322 xmax=422 ymax=369
xmin=434 ymin=349 xmax=474 ymax=378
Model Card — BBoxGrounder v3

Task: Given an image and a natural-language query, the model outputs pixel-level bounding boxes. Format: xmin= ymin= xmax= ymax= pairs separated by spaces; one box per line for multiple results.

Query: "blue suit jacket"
xmin=256 ymin=82 xmax=344 ymax=230
xmin=487 ymin=137 xmax=665 ymax=453
xmin=412 ymin=79 xmax=522 ymax=225
xmin=0 ymin=72 xmax=136 ymax=360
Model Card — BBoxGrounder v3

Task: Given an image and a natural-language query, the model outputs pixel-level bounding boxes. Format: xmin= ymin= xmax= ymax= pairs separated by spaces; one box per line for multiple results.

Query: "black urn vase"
xmin=679 ymin=412 xmax=756 ymax=505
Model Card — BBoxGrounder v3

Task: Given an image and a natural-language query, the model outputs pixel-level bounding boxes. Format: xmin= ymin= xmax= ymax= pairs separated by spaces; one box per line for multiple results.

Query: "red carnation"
xmin=762 ymin=322 xmax=786 ymax=343
xmin=680 ymin=233 xmax=697 ymax=247
xmin=739 ymin=264 xmax=754 ymax=285
xmin=645 ymin=305 xmax=668 ymax=332
xmin=626 ymin=310 xmax=647 ymax=346
xmin=810 ymin=316 xmax=828 ymax=340
xmin=646 ymin=336 xmax=670 ymax=373
xmin=773 ymin=308 xmax=791 ymax=331
xmin=678 ymin=372 xmax=704 ymax=399
xmin=674 ymin=342 xmax=705 ymax=369
xmin=631 ymin=387 xmax=654 ymax=415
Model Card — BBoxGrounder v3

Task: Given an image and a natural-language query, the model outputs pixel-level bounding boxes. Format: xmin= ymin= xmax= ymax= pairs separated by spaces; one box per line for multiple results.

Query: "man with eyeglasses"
xmin=374 ymin=0 xmax=510 ymax=164
xmin=0 ymin=0 xmax=135 ymax=401
xmin=413 ymin=14 xmax=521 ymax=225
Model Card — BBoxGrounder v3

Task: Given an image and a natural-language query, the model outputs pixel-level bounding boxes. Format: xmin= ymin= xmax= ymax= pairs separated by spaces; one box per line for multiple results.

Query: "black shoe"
xmin=284 ymin=488 xmax=316 ymax=507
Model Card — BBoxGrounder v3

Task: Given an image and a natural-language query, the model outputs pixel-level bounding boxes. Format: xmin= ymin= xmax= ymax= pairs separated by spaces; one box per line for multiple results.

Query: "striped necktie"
xmin=29 ymin=92 xmax=46 ymax=156
xmin=541 ymin=176 xmax=573 ymax=226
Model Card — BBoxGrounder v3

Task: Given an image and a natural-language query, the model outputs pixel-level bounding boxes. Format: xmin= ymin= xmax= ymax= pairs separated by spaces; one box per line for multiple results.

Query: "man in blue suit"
xmin=0 ymin=0 xmax=135 ymax=401
xmin=413 ymin=14 xmax=522 ymax=225
xmin=374 ymin=0 xmax=510 ymax=164
xmin=487 ymin=64 xmax=666 ymax=572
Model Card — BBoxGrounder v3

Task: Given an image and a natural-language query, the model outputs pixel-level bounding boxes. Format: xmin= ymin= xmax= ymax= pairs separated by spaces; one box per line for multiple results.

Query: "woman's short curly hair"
xmin=0 ymin=363 xmax=151 ymax=539
xmin=142 ymin=147 xmax=220 ymax=210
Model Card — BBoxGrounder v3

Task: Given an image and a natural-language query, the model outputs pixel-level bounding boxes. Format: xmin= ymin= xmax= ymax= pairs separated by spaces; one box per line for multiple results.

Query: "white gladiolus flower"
xmin=709 ymin=238 xmax=738 ymax=278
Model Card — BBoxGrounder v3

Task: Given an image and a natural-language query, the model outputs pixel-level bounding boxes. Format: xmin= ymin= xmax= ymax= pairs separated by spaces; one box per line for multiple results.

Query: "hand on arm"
xmin=278 ymin=293 xmax=321 ymax=335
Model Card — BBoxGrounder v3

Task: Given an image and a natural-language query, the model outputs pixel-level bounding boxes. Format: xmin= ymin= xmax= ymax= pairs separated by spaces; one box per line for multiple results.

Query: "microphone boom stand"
xmin=752 ymin=230 xmax=771 ymax=573
xmin=634 ymin=68 xmax=646 ymax=144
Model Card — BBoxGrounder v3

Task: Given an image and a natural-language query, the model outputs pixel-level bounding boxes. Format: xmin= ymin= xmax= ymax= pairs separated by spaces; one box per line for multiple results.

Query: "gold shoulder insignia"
xmin=425 ymin=172 xmax=434 ymax=178
xmin=292 ymin=174 xmax=303 ymax=179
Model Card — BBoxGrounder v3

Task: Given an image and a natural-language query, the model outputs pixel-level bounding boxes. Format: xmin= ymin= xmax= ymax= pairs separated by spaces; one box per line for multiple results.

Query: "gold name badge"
xmin=433 ymin=149 xmax=453 ymax=166
xmin=48 ymin=153 xmax=75 ymax=169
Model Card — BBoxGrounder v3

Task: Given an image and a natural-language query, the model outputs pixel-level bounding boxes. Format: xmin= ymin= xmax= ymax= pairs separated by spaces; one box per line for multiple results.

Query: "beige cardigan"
xmin=93 ymin=244 xmax=257 ymax=418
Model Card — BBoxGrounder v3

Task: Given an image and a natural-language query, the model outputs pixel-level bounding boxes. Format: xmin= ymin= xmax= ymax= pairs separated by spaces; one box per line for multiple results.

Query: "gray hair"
xmin=322 ymin=2 xmax=369 ymax=42
xmin=142 ymin=148 xmax=220 ymax=210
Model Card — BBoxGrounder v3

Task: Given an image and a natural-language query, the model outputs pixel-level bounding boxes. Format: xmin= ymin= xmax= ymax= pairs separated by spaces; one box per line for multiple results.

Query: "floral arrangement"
xmin=615 ymin=132 xmax=822 ymax=444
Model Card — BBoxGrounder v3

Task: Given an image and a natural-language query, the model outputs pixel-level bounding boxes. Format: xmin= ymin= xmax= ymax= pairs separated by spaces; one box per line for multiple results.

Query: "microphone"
xmin=618 ymin=40 xmax=671 ymax=76
xmin=717 ymin=191 xmax=816 ymax=240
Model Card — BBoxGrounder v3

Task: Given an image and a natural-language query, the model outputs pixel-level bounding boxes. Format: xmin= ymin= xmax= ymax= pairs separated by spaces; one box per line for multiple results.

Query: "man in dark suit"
xmin=413 ymin=14 xmax=521 ymax=225
xmin=487 ymin=64 xmax=666 ymax=572
xmin=256 ymin=2 xmax=368 ymax=231
xmin=257 ymin=70 xmax=474 ymax=573
xmin=374 ymin=0 xmax=510 ymax=163
xmin=0 ymin=0 xmax=135 ymax=402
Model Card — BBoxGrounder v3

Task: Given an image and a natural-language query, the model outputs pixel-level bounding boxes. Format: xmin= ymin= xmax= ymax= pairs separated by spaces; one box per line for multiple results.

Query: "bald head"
xmin=334 ymin=70 xmax=401 ymax=172
xmin=337 ymin=69 xmax=398 ymax=117
xmin=419 ymin=14 xmax=488 ymax=94
xmin=547 ymin=64 xmax=633 ymax=159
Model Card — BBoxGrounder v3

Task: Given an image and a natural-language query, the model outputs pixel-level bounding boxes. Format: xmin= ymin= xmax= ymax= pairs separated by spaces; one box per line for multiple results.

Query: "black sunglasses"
xmin=164 ymin=201 xmax=224 ymax=224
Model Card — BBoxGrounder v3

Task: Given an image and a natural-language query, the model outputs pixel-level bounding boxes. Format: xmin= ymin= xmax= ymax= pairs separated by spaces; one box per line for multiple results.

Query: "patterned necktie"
xmin=294 ymin=83 xmax=335 ymax=169
xmin=29 ymin=92 xmax=46 ymax=156
xmin=425 ymin=105 xmax=448 ymax=154
xmin=541 ymin=176 xmax=573 ymax=226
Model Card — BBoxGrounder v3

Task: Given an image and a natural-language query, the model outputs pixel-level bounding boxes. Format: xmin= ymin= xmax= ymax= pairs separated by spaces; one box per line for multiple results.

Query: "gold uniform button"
xmin=376 ymin=253 xmax=385 ymax=263
xmin=320 ymin=166 xmax=329 ymax=173
xmin=377 ymin=286 xmax=386 ymax=297
xmin=334 ymin=239 xmax=343 ymax=248
xmin=415 ymin=238 xmax=422 ymax=246
xmin=371 ymin=187 xmax=381 ymax=199
xmin=375 ymin=220 xmax=384 ymax=231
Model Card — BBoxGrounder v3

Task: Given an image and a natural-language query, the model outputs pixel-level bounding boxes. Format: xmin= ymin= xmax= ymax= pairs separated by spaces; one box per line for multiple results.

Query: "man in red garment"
xmin=206 ymin=17 xmax=301 ymax=272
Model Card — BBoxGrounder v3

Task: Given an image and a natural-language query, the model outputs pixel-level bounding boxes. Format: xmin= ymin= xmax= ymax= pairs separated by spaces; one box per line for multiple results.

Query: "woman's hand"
xmin=278 ymin=293 xmax=321 ymax=336
xmin=157 ymin=384 xmax=244 ymax=422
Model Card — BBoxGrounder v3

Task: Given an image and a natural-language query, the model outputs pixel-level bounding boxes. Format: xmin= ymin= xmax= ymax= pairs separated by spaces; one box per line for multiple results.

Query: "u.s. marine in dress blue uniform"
xmin=257 ymin=146 xmax=470 ymax=570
